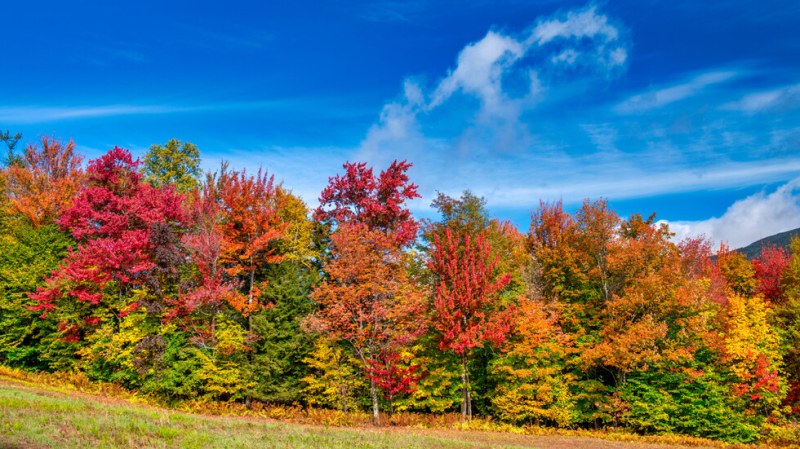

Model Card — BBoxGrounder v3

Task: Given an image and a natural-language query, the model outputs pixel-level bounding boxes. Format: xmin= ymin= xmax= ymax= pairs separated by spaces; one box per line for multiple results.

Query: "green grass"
xmin=0 ymin=382 xmax=538 ymax=449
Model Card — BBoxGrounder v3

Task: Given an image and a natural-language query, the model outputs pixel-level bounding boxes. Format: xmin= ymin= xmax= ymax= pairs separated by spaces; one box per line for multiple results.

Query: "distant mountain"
xmin=736 ymin=227 xmax=800 ymax=260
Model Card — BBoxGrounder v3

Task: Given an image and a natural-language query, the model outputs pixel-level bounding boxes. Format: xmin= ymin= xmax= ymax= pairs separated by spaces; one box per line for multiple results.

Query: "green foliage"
xmin=0 ymin=222 xmax=72 ymax=369
xmin=0 ymin=129 xmax=23 ymax=166
xmin=143 ymin=138 xmax=201 ymax=193
xmin=621 ymin=366 xmax=759 ymax=443
xmin=139 ymin=330 xmax=204 ymax=402
xmin=249 ymin=261 xmax=316 ymax=404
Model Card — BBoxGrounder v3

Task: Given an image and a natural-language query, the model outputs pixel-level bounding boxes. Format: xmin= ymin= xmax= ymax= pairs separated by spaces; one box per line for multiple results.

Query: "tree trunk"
xmin=339 ymin=384 xmax=348 ymax=413
xmin=245 ymin=264 xmax=255 ymax=410
xmin=370 ymin=378 xmax=380 ymax=426
xmin=460 ymin=355 xmax=472 ymax=421
xmin=336 ymin=355 xmax=348 ymax=412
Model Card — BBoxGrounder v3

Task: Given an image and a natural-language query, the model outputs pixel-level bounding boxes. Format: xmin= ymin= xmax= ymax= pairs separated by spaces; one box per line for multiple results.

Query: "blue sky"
xmin=3 ymin=0 xmax=800 ymax=247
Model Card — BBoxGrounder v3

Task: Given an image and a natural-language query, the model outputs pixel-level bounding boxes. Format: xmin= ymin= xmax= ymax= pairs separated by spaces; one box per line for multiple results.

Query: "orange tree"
xmin=310 ymin=160 xmax=423 ymax=425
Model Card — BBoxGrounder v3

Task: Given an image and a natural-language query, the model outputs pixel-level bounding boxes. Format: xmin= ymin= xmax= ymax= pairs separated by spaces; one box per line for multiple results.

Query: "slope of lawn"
xmin=0 ymin=378 xmax=719 ymax=449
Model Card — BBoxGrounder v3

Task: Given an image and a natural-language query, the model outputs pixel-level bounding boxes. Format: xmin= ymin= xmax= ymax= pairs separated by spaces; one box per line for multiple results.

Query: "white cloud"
xmin=615 ymin=71 xmax=738 ymax=114
xmin=0 ymin=105 xmax=190 ymax=124
xmin=356 ymin=4 xmax=627 ymax=172
xmin=723 ymin=83 xmax=800 ymax=113
xmin=344 ymin=4 xmax=799 ymax=223
xmin=665 ymin=178 xmax=800 ymax=249
xmin=608 ymin=47 xmax=628 ymax=66
xmin=552 ymin=49 xmax=579 ymax=65
xmin=529 ymin=5 xmax=619 ymax=45
xmin=429 ymin=31 xmax=525 ymax=114
xmin=427 ymin=4 xmax=626 ymax=117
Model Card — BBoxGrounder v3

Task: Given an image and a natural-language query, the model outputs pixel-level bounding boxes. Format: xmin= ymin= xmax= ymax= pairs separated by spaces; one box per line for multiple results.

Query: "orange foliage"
xmin=214 ymin=166 xmax=288 ymax=315
xmin=4 ymin=136 xmax=84 ymax=226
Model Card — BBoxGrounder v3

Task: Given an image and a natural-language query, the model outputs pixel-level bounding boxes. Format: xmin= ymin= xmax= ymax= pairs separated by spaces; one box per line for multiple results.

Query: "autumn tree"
xmin=716 ymin=245 xmax=757 ymax=297
xmin=3 ymin=136 xmax=84 ymax=227
xmin=169 ymin=176 xmax=232 ymax=328
xmin=492 ymin=298 xmax=575 ymax=426
xmin=143 ymin=139 xmax=202 ymax=193
xmin=429 ymin=226 xmax=512 ymax=420
xmin=722 ymin=292 xmax=785 ymax=417
xmin=315 ymin=160 xmax=420 ymax=246
xmin=30 ymin=147 xmax=186 ymax=339
xmin=311 ymin=160 xmax=423 ymax=424
xmin=301 ymin=336 xmax=367 ymax=412
xmin=309 ymin=223 xmax=424 ymax=424
xmin=214 ymin=165 xmax=287 ymax=316
xmin=753 ymin=245 xmax=790 ymax=304
xmin=423 ymin=191 xmax=528 ymax=415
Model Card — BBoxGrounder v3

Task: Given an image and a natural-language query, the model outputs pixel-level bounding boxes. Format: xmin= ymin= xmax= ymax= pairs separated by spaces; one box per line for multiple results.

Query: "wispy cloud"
xmin=615 ymin=70 xmax=738 ymax=114
xmin=723 ymin=83 xmax=800 ymax=113
xmin=665 ymin=178 xmax=800 ymax=248
xmin=0 ymin=105 xmax=191 ymax=124
xmin=529 ymin=5 xmax=619 ymax=45
xmin=356 ymin=3 xmax=628 ymax=170
xmin=0 ymin=98 xmax=369 ymax=125
xmin=177 ymin=22 xmax=273 ymax=51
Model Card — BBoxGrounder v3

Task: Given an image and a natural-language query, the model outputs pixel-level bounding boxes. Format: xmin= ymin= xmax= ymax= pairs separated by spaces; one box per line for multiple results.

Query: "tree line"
xmin=1 ymin=135 xmax=799 ymax=442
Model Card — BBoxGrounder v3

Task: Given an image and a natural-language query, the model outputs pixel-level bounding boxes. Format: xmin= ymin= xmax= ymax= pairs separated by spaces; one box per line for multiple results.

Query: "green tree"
xmin=249 ymin=261 xmax=317 ymax=403
xmin=0 ymin=222 xmax=73 ymax=369
xmin=0 ymin=129 xmax=23 ymax=166
xmin=622 ymin=363 xmax=759 ymax=443
xmin=143 ymin=139 xmax=202 ymax=193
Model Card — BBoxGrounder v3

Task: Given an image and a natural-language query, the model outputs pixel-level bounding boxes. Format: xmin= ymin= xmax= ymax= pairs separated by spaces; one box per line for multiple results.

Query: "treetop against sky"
xmin=2 ymin=0 xmax=799 ymax=248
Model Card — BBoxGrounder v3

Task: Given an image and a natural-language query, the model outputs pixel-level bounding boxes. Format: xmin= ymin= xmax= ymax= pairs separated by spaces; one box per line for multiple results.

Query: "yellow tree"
xmin=492 ymin=298 xmax=575 ymax=426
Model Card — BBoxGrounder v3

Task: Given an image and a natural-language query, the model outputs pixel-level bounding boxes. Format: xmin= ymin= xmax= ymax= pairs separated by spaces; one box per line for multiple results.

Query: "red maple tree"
xmin=316 ymin=160 xmax=420 ymax=247
xmin=753 ymin=245 xmax=790 ymax=304
xmin=429 ymin=226 xmax=512 ymax=420
xmin=30 ymin=147 xmax=186 ymax=338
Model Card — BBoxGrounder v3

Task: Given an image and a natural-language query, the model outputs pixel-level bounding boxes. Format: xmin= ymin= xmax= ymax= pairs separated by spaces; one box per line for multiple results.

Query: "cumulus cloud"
xmin=427 ymin=3 xmax=627 ymax=117
xmin=354 ymin=3 xmax=629 ymax=201
xmin=429 ymin=31 xmax=525 ymax=113
xmin=340 ymin=2 xmax=798 ymax=230
xmin=665 ymin=178 xmax=800 ymax=248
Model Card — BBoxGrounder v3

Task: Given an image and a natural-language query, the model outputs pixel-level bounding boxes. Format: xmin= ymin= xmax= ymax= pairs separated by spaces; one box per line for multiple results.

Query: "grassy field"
xmin=0 ymin=378 xmax=718 ymax=449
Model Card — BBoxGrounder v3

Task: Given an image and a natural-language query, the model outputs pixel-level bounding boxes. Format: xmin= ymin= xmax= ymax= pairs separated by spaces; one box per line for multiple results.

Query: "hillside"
xmin=737 ymin=227 xmax=800 ymax=259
